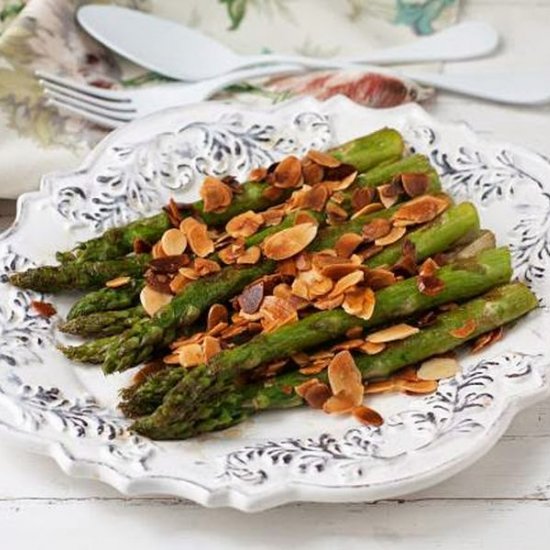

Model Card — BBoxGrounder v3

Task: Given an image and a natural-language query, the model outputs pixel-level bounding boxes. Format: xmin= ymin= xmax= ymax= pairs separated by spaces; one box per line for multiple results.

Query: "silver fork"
xmin=36 ymin=65 xmax=302 ymax=128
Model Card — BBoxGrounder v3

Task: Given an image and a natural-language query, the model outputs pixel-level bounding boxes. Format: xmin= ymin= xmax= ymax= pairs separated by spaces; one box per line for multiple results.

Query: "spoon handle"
xmin=241 ymin=21 xmax=498 ymax=70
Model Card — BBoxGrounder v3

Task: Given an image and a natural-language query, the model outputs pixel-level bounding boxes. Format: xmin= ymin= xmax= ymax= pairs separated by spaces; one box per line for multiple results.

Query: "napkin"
xmin=0 ymin=0 xmax=460 ymax=198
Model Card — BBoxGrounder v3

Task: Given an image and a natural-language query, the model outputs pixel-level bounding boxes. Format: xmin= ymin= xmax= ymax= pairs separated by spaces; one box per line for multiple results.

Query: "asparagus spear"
xmin=9 ymin=256 xmax=151 ymax=293
xmin=59 ymin=335 xmax=116 ymax=365
xmin=134 ymin=282 xmax=535 ymax=438
xmin=131 ymin=247 xmax=513 ymax=438
xmin=67 ymin=278 xmax=144 ymax=320
xmin=62 ymin=129 xmax=404 ymax=263
xmin=59 ymin=306 xmax=146 ymax=337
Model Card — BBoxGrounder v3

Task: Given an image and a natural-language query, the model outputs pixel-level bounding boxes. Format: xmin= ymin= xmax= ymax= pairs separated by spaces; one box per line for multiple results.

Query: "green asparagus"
xmin=133 ymin=282 xmax=535 ymax=438
xmin=59 ymin=335 xmax=117 ymax=364
xmin=59 ymin=306 xmax=146 ymax=337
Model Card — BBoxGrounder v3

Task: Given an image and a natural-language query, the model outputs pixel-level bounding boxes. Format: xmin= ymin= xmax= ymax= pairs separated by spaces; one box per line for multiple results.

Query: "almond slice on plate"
xmin=236 ymin=245 xmax=261 ymax=265
xmin=328 ymin=270 xmax=364 ymax=298
xmin=193 ymin=257 xmax=221 ymax=276
xmin=273 ymin=155 xmax=303 ymax=188
xmin=323 ymin=391 xmax=356 ymax=414
xmin=374 ymin=226 xmax=406 ymax=247
xmin=396 ymin=379 xmax=439 ymax=394
xmin=207 ymin=303 xmax=229 ymax=331
xmin=262 ymin=223 xmax=318 ymax=260
xmin=302 ymin=160 xmax=324 ymax=185
xmin=259 ymin=295 xmax=298 ymax=332
xmin=203 ymin=335 xmax=222 ymax=362
xmin=359 ymin=340 xmax=386 ymax=355
xmin=327 ymin=351 xmax=364 ymax=407
xmin=161 ymin=228 xmax=187 ymax=256
xmin=178 ymin=343 xmax=204 ymax=368
xmin=351 ymin=202 xmax=384 ymax=220
xmin=105 ymin=276 xmax=131 ymax=289
xmin=200 ymin=176 xmax=233 ymax=213
xmin=401 ymin=172 xmax=430 ymax=197
xmin=335 ymin=233 xmax=364 ymax=258
xmin=392 ymin=195 xmax=450 ymax=226
xmin=303 ymin=382 xmax=332 ymax=409
xmin=225 ymin=210 xmax=264 ymax=238
xmin=187 ymin=222 xmax=215 ymax=257
xmin=352 ymin=405 xmax=384 ymax=427
xmin=306 ymin=149 xmax=342 ymax=168
xmin=249 ymin=167 xmax=267 ymax=182
xmin=362 ymin=218 xmax=392 ymax=242
xmin=140 ymin=285 xmax=173 ymax=316
xmin=364 ymin=379 xmax=396 ymax=394
xmin=417 ymin=356 xmax=460 ymax=380
xmin=342 ymin=287 xmax=376 ymax=321
xmin=366 ymin=323 xmax=419 ymax=344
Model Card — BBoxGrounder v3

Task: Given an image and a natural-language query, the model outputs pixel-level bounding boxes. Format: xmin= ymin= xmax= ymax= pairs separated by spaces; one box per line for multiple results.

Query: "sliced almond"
xmin=366 ymin=323 xmax=419 ymax=344
xmin=417 ymin=275 xmax=445 ymax=296
xmin=346 ymin=326 xmax=363 ymax=339
xmin=401 ymin=172 xmax=430 ymax=197
xmin=325 ymin=201 xmax=348 ymax=223
xmin=374 ymin=226 xmax=406 ymax=247
xmin=378 ymin=183 xmax=401 ymax=209
xmin=179 ymin=217 xmax=200 ymax=235
xmin=359 ymin=341 xmax=386 ymax=355
xmin=169 ymin=273 xmax=190 ymax=294
xmin=105 ymin=276 xmax=131 ymax=289
xmin=303 ymin=382 xmax=332 ymax=409
xmin=471 ymin=327 xmax=504 ymax=353
xmin=295 ymin=378 xmax=321 ymax=398
xmin=396 ymin=379 xmax=439 ymax=394
xmin=392 ymin=195 xmax=450 ymax=226
xmin=364 ymin=379 xmax=396 ymax=394
xmin=178 ymin=343 xmax=204 ymax=368
xmin=393 ymin=366 xmax=419 ymax=382
xmin=353 ymin=405 xmax=384 ymax=427
xmin=331 ymin=339 xmax=365 ymax=352
xmin=178 ymin=267 xmax=199 ymax=280
xmin=351 ymin=187 xmax=376 ymax=211
xmin=218 ymin=238 xmax=246 ymax=265
xmin=161 ymin=228 xmax=187 ymax=256
xmin=31 ymin=301 xmax=56 ymax=317
xmin=273 ymin=155 xmax=303 ymax=188
xmin=314 ymin=294 xmax=344 ymax=310
xmin=419 ymin=257 xmax=439 ymax=278
xmin=306 ymin=149 xmax=341 ymax=168
xmin=343 ymin=287 xmax=376 ymax=321
xmin=152 ymin=241 xmax=167 ymax=259
xmin=302 ymin=184 xmax=329 ymax=212
xmin=362 ymin=218 xmax=392 ymax=242
xmin=203 ymin=335 xmax=222 ymax=362
xmin=262 ymin=222 xmax=318 ymax=260
xmin=364 ymin=268 xmax=397 ymax=290
xmin=225 ymin=210 xmax=264 ymax=238
xmin=299 ymin=362 xmax=330 ymax=375
xmin=207 ymin=304 xmax=228 ymax=331
xmin=259 ymin=296 xmax=298 ymax=332
xmin=262 ymin=207 xmax=286 ymax=226
xmin=236 ymin=245 xmax=261 ymax=265
xmin=249 ymin=166 xmax=268 ymax=182
xmin=149 ymin=254 xmax=190 ymax=274
xmin=200 ymin=176 xmax=233 ymax=213
xmin=327 ymin=170 xmax=357 ymax=192
xmin=187 ymin=222 xmax=215 ymax=257
xmin=449 ymin=319 xmax=477 ymax=339
xmin=133 ymin=238 xmax=152 ymax=254
xmin=302 ymin=160 xmax=324 ymax=185
xmin=327 ymin=351 xmax=364 ymax=407
xmin=350 ymin=202 xmax=384 ymax=220
xmin=335 ymin=233 xmax=364 ymax=258
xmin=163 ymin=353 xmax=181 ymax=365
xmin=323 ymin=391 xmax=356 ymax=415
xmin=294 ymin=211 xmax=319 ymax=226
xmin=140 ymin=285 xmax=173 ymax=317
xmin=418 ymin=356 xmax=460 ymax=380
xmin=193 ymin=257 xmax=221 ymax=276
xmin=328 ymin=270 xmax=364 ymax=298
xmin=238 ymin=281 xmax=264 ymax=315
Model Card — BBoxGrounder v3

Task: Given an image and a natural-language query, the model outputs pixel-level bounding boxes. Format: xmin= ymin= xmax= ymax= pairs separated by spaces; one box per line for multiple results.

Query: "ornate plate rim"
xmin=0 ymin=96 xmax=549 ymax=511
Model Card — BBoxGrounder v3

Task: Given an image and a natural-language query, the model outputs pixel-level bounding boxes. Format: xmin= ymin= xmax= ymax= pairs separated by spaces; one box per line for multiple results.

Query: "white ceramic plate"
xmin=0 ymin=97 xmax=548 ymax=511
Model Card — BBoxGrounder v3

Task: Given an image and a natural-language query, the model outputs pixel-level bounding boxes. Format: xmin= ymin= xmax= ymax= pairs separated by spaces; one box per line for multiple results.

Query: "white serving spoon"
xmin=77 ymin=5 xmax=499 ymax=82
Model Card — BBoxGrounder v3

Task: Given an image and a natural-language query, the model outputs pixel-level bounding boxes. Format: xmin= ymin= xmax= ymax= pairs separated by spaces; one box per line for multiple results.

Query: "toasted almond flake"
xmin=218 ymin=239 xmax=246 ymax=265
xmin=447 ymin=319 xmax=477 ymax=339
xmin=328 ymin=170 xmax=358 ymax=192
xmin=133 ymin=238 xmax=152 ymax=254
xmin=262 ymin=185 xmax=284 ymax=202
xmin=178 ymin=343 xmax=204 ymax=368
xmin=261 ymin=208 xmax=286 ymax=227
xmin=300 ymin=184 xmax=329 ymax=212
xmin=393 ymin=366 xmax=419 ymax=382
xmin=418 ymin=357 xmax=460 ymax=381
xmin=152 ymin=241 xmax=167 ymax=259
xmin=238 ymin=281 xmax=264 ymax=315
xmin=164 ymin=198 xmax=183 ymax=228
xmin=417 ymin=274 xmax=445 ymax=296
xmin=364 ymin=379 xmax=396 ymax=394
xmin=262 ymin=222 xmax=318 ymax=260
xmin=362 ymin=218 xmax=392 ymax=242
xmin=303 ymin=382 xmax=332 ymax=409
xmin=133 ymin=360 xmax=168 ymax=386
xmin=323 ymin=391 xmax=356 ymax=414
xmin=31 ymin=300 xmax=56 ymax=317
xmin=203 ymin=335 xmax=222 ymax=362
xmin=329 ymin=270 xmax=364 ymax=298
xmin=170 ymin=332 xmax=205 ymax=350
xmin=351 ymin=187 xmax=376 ymax=211
xmin=359 ymin=340 xmax=386 ymax=355
xmin=236 ymin=245 xmax=261 ymax=265
xmin=419 ymin=257 xmax=439 ymax=278
xmin=206 ymin=304 xmax=228 ymax=332
xmin=366 ymin=323 xmax=419 ymax=344
xmin=351 ymin=202 xmax=384 ymax=220
xmin=295 ymin=378 xmax=320 ymax=398
xmin=277 ymin=258 xmax=299 ymax=278
xmin=314 ymin=294 xmax=344 ymax=310
xmin=179 ymin=217 xmax=199 ymax=235
xmin=249 ymin=166 xmax=268 ymax=182
xmin=299 ymin=362 xmax=330 ymax=375
xmin=325 ymin=201 xmax=348 ymax=223
xmin=140 ymin=285 xmax=173 ymax=317
xmin=331 ymin=339 xmax=365 ymax=352
xmin=259 ymin=295 xmax=298 ymax=332
xmin=346 ymin=326 xmax=363 ymax=339
xmin=471 ymin=326 xmax=504 ymax=353
xmin=105 ymin=276 xmax=131 ymax=289
xmin=392 ymin=195 xmax=450 ymax=226
xmin=342 ymin=287 xmax=376 ymax=321
xmin=364 ymin=268 xmax=397 ymax=290
xmin=160 ymin=228 xmax=187 ymax=256
xmin=353 ymin=405 xmax=384 ymax=427
xmin=144 ymin=270 xmax=171 ymax=294
xmin=163 ymin=353 xmax=181 ymax=365
xmin=193 ymin=257 xmax=221 ymax=276
xmin=187 ymin=222 xmax=215 ymax=257
xmin=273 ymin=155 xmax=303 ymax=188
xmin=307 ymin=149 xmax=342 ymax=168
xmin=335 ymin=233 xmax=364 ymax=258
xmin=374 ymin=225 xmax=406 ymax=246
xmin=302 ymin=159 xmax=325 ymax=185
xmin=200 ymin=176 xmax=233 ymax=213
xmin=327 ymin=351 xmax=364 ymax=407
xmin=178 ymin=267 xmax=199 ymax=280
xmin=396 ymin=379 xmax=439 ymax=394
xmin=295 ymin=252 xmax=311 ymax=271
xmin=378 ymin=184 xmax=400 ymax=209
xmin=225 ymin=210 xmax=264 ymax=238
xmin=169 ymin=273 xmax=190 ymax=294
xmin=402 ymin=172 xmax=430 ymax=197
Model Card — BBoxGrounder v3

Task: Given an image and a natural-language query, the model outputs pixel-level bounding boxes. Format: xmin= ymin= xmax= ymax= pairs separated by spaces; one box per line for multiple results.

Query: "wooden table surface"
xmin=1 ymin=2 xmax=550 ymax=548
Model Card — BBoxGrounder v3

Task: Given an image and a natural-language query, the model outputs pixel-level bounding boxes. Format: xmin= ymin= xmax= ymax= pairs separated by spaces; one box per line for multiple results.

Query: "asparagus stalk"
xmin=129 ymin=246 xmax=512 ymax=438
xmin=67 ymin=278 xmax=144 ymax=320
xmin=133 ymin=282 xmax=535 ymax=439
xmin=59 ymin=306 xmax=146 ymax=337
xmin=59 ymin=335 xmax=117 ymax=365
xmin=62 ymin=129 xmax=404 ymax=263
xmin=9 ymin=256 xmax=150 ymax=293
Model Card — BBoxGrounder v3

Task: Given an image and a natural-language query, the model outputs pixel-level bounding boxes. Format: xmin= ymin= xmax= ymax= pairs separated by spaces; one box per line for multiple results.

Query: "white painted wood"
xmin=1 ymin=3 xmax=550 ymax=547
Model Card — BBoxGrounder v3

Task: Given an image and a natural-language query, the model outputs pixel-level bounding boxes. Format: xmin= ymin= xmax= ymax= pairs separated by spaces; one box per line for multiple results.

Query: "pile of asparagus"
xmin=9 ymin=128 xmax=537 ymax=440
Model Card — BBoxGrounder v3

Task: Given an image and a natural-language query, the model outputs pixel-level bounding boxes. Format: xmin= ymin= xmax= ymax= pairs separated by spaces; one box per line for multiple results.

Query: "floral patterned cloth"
xmin=0 ymin=0 xmax=459 ymax=198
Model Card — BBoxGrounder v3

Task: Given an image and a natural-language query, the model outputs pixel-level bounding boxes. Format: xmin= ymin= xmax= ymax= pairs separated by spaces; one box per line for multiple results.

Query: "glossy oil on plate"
xmin=0 ymin=97 xmax=548 ymax=511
